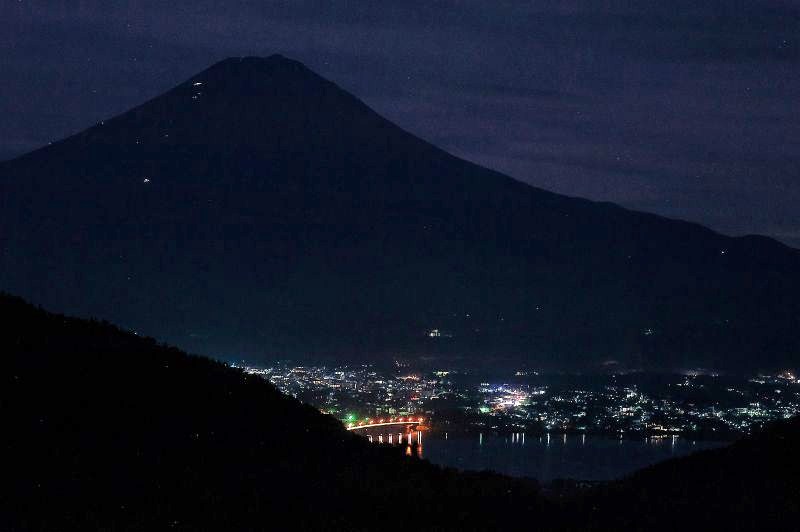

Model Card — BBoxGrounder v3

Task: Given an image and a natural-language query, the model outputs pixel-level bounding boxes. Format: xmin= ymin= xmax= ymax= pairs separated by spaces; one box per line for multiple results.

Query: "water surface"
xmin=420 ymin=432 xmax=725 ymax=482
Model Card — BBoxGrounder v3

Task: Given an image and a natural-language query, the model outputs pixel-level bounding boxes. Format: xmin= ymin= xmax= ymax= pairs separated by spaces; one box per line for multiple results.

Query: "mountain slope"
xmin=0 ymin=293 xmax=548 ymax=530
xmin=1 ymin=55 xmax=799 ymax=371
xmin=574 ymin=416 xmax=800 ymax=531
xmin=3 ymin=293 xmax=800 ymax=531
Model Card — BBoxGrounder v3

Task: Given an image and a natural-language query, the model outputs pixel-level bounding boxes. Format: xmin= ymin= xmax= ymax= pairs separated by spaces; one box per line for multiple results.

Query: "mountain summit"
xmin=14 ymin=54 xmax=425 ymax=170
xmin=2 ymin=56 xmax=798 ymax=371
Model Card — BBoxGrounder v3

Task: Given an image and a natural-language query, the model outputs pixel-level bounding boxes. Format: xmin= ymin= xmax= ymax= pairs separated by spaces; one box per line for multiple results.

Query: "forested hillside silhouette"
xmin=3 ymin=292 xmax=799 ymax=531
xmin=0 ymin=293 xmax=548 ymax=530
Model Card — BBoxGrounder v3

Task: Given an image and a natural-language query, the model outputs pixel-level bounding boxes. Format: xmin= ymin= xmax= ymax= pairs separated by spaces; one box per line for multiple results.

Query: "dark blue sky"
xmin=2 ymin=1 xmax=799 ymax=246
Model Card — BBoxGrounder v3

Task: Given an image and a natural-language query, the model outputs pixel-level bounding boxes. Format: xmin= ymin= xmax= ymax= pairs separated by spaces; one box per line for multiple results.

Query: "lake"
xmin=418 ymin=432 xmax=726 ymax=482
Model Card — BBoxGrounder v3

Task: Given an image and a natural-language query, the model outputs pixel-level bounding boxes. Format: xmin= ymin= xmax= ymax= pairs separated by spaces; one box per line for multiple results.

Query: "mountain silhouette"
xmin=1 ymin=55 xmax=798 ymax=371
xmin=3 ymin=291 xmax=799 ymax=530
xmin=574 ymin=416 xmax=800 ymax=530
xmin=0 ymin=292 xmax=549 ymax=530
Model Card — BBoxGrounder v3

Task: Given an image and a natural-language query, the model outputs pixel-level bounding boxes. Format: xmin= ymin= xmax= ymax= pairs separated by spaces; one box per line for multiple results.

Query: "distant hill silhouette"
xmin=2 ymin=293 xmax=799 ymax=531
xmin=1 ymin=55 xmax=799 ymax=371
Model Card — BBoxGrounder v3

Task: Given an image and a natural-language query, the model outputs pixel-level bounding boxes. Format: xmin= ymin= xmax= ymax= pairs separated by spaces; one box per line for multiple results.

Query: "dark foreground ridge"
xmin=2 ymin=293 xmax=800 ymax=531
xmin=0 ymin=293 xmax=548 ymax=531
xmin=1 ymin=55 xmax=799 ymax=372
xmin=571 ymin=416 xmax=800 ymax=531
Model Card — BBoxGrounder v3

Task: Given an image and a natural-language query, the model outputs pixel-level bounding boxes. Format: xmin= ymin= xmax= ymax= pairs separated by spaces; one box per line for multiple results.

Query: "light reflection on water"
xmin=419 ymin=432 xmax=727 ymax=482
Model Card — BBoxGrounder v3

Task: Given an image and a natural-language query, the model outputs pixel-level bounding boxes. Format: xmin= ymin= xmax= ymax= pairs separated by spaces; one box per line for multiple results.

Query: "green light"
xmin=346 ymin=413 xmax=356 ymax=422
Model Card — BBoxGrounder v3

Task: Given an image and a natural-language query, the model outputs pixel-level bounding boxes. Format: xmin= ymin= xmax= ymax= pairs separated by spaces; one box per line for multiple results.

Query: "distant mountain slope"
xmin=1 ymin=55 xmax=799 ymax=371
xmin=0 ymin=293 xmax=547 ymax=530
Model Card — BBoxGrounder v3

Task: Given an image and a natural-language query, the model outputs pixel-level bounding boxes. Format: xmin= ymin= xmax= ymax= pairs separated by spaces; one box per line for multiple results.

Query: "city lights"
xmin=240 ymin=362 xmax=800 ymax=439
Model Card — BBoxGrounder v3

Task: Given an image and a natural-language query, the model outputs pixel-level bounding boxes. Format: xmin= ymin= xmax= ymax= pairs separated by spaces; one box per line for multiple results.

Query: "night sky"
xmin=3 ymin=1 xmax=799 ymax=246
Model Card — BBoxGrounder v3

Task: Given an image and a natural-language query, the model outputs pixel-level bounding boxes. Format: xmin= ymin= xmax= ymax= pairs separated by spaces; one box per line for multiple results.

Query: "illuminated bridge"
xmin=345 ymin=417 xmax=425 ymax=445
